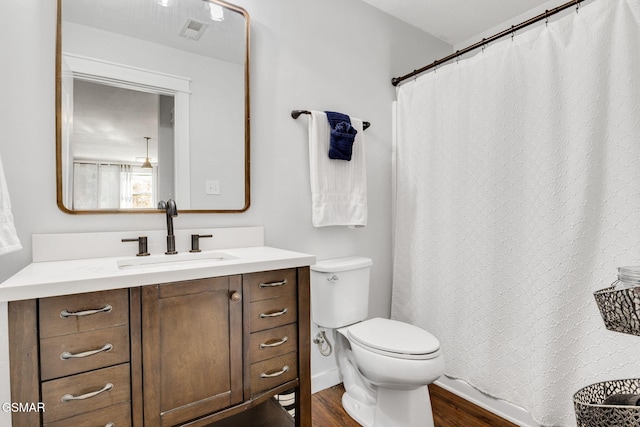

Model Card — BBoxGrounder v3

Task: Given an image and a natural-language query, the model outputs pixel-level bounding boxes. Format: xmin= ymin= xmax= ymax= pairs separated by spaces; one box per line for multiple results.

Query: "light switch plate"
xmin=205 ymin=180 xmax=220 ymax=195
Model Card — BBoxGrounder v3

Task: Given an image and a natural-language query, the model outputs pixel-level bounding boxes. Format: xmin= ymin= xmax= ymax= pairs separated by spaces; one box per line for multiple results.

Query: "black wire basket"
xmin=574 ymin=379 xmax=640 ymax=426
xmin=593 ymin=284 xmax=640 ymax=336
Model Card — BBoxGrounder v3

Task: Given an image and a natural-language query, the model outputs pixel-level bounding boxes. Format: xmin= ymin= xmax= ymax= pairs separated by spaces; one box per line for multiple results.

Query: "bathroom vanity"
xmin=0 ymin=227 xmax=314 ymax=427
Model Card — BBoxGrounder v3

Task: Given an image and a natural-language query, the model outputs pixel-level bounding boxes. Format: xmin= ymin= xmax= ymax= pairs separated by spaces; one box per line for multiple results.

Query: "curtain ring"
xmin=481 ymin=38 xmax=486 ymax=53
xmin=575 ymin=0 xmax=580 ymax=13
xmin=511 ymin=25 xmax=516 ymax=41
xmin=545 ymin=10 xmax=549 ymax=26
xmin=455 ymin=50 xmax=460 ymax=64
xmin=433 ymin=60 xmax=438 ymax=73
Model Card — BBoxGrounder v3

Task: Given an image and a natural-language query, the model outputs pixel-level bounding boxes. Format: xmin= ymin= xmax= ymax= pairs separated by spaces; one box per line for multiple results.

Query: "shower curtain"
xmin=392 ymin=0 xmax=640 ymax=425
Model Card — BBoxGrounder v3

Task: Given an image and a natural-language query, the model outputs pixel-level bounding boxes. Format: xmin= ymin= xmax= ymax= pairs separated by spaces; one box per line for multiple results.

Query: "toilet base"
xmin=342 ymin=392 xmax=375 ymax=427
xmin=374 ymin=386 xmax=434 ymax=427
xmin=342 ymin=385 xmax=435 ymax=427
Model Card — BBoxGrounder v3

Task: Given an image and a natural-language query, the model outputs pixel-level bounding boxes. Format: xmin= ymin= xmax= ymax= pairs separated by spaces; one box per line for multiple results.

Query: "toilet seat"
xmin=347 ymin=318 xmax=441 ymax=360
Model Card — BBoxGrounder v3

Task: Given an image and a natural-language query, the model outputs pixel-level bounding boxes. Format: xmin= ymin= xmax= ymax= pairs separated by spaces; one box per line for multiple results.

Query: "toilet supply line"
xmin=313 ymin=328 xmax=333 ymax=356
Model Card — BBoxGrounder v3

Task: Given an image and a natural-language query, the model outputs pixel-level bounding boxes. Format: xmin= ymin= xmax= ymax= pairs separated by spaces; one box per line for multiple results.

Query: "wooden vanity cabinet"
xmin=9 ymin=288 xmax=136 ymax=427
xmin=140 ymin=276 xmax=244 ymax=427
xmin=141 ymin=267 xmax=311 ymax=427
xmin=8 ymin=266 xmax=311 ymax=427
xmin=244 ymin=269 xmax=300 ymax=396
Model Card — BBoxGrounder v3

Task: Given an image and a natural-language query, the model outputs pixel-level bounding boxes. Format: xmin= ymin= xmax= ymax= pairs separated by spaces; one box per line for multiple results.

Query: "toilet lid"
xmin=347 ymin=318 xmax=440 ymax=359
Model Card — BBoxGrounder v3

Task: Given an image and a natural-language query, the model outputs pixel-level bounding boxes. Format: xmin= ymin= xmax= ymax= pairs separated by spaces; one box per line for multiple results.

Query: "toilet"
xmin=311 ymin=256 xmax=445 ymax=427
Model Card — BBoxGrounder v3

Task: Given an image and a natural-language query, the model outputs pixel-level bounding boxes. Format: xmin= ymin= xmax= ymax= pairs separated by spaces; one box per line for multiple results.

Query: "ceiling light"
xmin=156 ymin=0 xmax=176 ymax=7
xmin=207 ymin=3 xmax=224 ymax=21
xmin=142 ymin=137 xmax=153 ymax=169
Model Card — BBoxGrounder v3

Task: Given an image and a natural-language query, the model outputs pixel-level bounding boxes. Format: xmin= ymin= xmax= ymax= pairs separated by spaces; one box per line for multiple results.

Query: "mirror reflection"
xmin=71 ymin=81 xmax=175 ymax=209
xmin=57 ymin=0 xmax=250 ymax=213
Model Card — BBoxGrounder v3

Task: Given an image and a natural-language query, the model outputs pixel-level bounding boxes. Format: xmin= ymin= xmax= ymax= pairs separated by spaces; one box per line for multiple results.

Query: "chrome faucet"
xmin=159 ymin=199 xmax=178 ymax=254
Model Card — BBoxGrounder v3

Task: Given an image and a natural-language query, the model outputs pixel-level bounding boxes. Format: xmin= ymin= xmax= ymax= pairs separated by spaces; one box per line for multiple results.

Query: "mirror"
xmin=56 ymin=0 xmax=250 ymax=213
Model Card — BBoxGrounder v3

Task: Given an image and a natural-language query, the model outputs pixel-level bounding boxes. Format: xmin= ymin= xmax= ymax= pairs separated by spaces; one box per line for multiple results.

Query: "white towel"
xmin=0 ymin=155 xmax=22 ymax=256
xmin=308 ymin=110 xmax=367 ymax=228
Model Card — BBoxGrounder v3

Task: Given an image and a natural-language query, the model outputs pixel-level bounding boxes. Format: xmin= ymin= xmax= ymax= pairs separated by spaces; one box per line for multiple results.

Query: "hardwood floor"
xmin=429 ymin=384 xmax=518 ymax=427
xmin=312 ymin=384 xmax=360 ymax=427
xmin=312 ymin=383 xmax=518 ymax=427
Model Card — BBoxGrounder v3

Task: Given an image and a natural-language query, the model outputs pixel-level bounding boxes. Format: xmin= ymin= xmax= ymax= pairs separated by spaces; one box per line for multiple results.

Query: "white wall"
xmin=0 ymin=0 xmax=450 ymax=393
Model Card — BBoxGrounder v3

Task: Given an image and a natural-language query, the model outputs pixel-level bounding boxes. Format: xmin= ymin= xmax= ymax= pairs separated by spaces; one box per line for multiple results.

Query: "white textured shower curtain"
xmin=392 ymin=1 xmax=640 ymax=425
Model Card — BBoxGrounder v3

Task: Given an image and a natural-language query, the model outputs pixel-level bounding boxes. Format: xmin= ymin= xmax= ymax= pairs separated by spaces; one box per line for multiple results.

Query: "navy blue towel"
xmin=325 ymin=111 xmax=357 ymax=161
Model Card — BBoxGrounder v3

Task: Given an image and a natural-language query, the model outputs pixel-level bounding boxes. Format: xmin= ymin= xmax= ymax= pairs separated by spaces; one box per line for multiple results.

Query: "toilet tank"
xmin=310 ymin=256 xmax=373 ymax=329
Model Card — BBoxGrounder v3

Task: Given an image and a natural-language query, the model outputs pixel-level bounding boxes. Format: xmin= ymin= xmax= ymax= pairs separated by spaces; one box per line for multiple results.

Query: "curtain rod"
xmin=291 ymin=110 xmax=371 ymax=130
xmin=391 ymin=0 xmax=585 ymax=86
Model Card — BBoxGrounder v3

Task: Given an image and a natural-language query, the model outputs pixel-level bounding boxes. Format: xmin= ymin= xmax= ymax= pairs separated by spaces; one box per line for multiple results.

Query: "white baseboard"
xmin=435 ymin=376 xmax=541 ymax=427
xmin=311 ymin=367 xmax=342 ymax=394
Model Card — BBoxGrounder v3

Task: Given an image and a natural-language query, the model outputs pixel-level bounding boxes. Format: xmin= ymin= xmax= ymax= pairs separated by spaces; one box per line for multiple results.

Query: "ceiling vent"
xmin=179 ymin=18 xmax=209 ymax=41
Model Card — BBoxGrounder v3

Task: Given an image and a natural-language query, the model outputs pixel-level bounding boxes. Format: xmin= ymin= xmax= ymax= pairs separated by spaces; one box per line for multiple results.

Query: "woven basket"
xmin=574 ymin=379 xmax=640 ymax=427
xmin=593 ymin=285 xmax=640 ymax=336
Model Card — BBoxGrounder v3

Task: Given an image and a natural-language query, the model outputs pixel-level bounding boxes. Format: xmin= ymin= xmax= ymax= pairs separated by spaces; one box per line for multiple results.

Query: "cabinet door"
xmin=141 ymin=276 xmax=243 ymax=427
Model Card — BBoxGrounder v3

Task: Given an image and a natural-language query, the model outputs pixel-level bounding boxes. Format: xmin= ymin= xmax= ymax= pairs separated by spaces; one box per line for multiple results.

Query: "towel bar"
xmin=291 ymin=110 xmax=370 ymax=130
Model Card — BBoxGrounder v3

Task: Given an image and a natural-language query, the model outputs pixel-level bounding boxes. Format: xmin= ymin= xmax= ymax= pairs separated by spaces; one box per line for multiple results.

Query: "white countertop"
xmin=0 ymin=246 xmax=316 ymax=302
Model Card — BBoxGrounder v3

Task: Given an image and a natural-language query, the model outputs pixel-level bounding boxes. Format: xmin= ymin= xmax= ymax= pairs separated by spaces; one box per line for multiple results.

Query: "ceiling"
xmin=360 ymin=0 xmax=556 ymax=46
xmin=72 ymin=80 xmax=160 ymax=164
xmin=63 ymin=0 xmax=246 ymax=64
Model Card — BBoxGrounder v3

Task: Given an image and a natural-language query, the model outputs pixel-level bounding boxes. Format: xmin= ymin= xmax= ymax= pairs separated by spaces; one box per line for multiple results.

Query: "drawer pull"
xmin=60 ymin=304 xmax=112 ymax=318
xmin=61 ymin=343 xmax=113 ymax=360
xmin=259 ymin=279 xmax=287 ymax=288
xmin=61 ymin=382 xmax=113 ymax=402
xmin=260 ymin=308 xmax=287 ymax=318
xmin=260 ymin=365 xmax=289 ymax=379
xmin=260 ymin=336 xmax=288 ymax=349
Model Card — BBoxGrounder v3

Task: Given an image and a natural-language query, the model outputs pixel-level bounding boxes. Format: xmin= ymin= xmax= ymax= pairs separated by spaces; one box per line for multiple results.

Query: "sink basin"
xmin=116 ymin=251 xmax=236 ymax=269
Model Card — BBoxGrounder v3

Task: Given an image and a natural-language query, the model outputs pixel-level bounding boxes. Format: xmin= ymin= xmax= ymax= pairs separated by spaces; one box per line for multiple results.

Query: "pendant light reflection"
xmin=207 ymin=3 xmax=224 ymax=21
xmin=142 ymin=137 xmax=153 ymax=169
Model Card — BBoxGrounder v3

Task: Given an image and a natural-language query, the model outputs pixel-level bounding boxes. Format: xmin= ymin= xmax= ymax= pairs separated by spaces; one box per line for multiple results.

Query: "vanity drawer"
xmin=40 ymin=324 xmax=130 ymax=381
xmin=245 ymin=269 xmax=297 ymax=302
xmin=41 ymin=363 xmax=131 ymax=424
xmin=250 ymin=292 xmax=297 ymax=332
xmin=40 ymin=289 xmax=129 ymax=338
xmin=249 ymin=323 xmax=298 ymax=363
xmin=250 ymin=352 xmax=298 ymax=396
xmin=43 ymin=401 xmax=131 ymax=427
